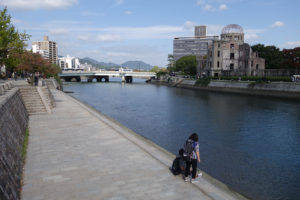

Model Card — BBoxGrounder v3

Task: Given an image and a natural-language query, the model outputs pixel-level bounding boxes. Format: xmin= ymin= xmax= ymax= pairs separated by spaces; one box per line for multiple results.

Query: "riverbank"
xmin=150 ymin=76 xmax=300 ymax=100
xmin=21 ymin=88 xmax=247 ymax=200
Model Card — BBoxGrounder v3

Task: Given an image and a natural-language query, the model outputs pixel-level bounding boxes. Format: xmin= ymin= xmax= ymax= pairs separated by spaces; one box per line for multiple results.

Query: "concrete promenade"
xmin=21 ymin=89 xmax=247 ymax=200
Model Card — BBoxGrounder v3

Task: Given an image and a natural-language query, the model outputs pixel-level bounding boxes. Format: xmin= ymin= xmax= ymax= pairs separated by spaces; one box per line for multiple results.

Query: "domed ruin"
xmin=220 ymin=24 xmax=244 ymax=43
xmin=221 ymin=24 xmax=244 ymax=34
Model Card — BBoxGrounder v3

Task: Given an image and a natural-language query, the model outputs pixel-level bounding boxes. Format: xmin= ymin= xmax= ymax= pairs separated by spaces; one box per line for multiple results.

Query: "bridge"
xmin=59 ymin=69 xmax=156 ymax=83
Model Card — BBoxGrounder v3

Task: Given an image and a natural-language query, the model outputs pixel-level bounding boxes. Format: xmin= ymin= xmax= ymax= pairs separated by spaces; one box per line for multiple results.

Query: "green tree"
xmin=0 ymin=7 xmax=30 ymax=77
xmin=175 ymin=55 xmax=197 ymax=75
xmin=251 ymin=44 xmax=284 ymax=69
xmin=167 ymin=54 xmax=175 ymax=72
xmin=150 ymin=66 xmax=160 ymax=73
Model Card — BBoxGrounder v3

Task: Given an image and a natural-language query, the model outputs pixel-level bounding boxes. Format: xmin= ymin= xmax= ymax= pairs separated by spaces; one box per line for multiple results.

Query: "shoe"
xmin=184 ymin=176 xmax=189 ymax=182
xmin=191 ymin=178 xmax=198 ymax=183
xmin=198 ymin=172 xmax=202 ymax=177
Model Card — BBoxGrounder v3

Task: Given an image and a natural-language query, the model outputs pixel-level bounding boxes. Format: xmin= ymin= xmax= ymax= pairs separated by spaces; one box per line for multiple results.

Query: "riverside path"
xmin=21 ymin=89 xmax=247 ymax=200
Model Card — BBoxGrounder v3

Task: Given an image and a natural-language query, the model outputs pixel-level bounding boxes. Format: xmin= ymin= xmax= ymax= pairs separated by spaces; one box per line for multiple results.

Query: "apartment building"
xmin=32 ymin=36 xmax=57 ymax=64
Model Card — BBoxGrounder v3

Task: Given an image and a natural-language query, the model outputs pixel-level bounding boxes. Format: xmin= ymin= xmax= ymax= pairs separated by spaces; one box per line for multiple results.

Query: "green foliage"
xmin=0 ymin=7 xmax=30 ymax=75
xmin=150 ymin=66 xmax=160 ymax=73
xmin=215 ymin=76 xmax=292 ymax=82
xmin=21 ymin=129 xmax=29 ymax=161
xmin=251 ymin=44 xmax=284 ymax=69
xmin=175 ymin=56 xmax=197 ymax=75
xmin=167 ymin=54 xmax=175 ymax=72
xmin=54 ymin=74 xmax=63 ymax=89
xmin=157 ymin=71 xmax=167 ymax=77
xmin=195 ymin=78 xmax=210 ymax=86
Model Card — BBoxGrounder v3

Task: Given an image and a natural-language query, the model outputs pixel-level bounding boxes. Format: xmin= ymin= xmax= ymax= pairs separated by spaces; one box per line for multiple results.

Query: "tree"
xmin=15 ymin=51 xmax=60 ymax=77
xmin=0 ymin=7 xmax=30 ymax=77
xmin=167 ymin=54 xmax=175 ymax=72
xmin=150 ymin=66 xmax=160 ymax=73
xmin=282 ymin=47 xmax=300 ymax=71
xmin=251 ymin=44 xmax=284 ymax=69
xmin=175 ymin=55 xmax=197 ymax=75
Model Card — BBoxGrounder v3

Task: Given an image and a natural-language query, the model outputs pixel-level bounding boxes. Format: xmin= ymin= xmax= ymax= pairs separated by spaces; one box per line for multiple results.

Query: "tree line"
xmin=0 ymin=7 xmax=60 ymax=79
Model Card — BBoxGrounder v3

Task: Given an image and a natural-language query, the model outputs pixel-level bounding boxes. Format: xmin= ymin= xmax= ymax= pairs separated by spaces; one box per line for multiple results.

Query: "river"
xmin=63 ymin=78 xmax=300 ymax=200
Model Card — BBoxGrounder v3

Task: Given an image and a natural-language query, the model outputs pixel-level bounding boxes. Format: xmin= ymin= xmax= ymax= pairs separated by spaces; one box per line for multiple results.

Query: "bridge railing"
xmin=60 ymin=71 xmax=156 ymax=77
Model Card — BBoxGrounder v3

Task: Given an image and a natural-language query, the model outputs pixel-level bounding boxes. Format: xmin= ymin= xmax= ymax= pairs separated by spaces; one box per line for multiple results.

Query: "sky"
xmin=1 ymin=0 xmax=299 ymax=67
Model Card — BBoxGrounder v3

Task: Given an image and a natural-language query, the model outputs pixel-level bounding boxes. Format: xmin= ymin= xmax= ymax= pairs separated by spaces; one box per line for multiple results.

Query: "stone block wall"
xmin=0 ymin=88 xmax=28 ymax=200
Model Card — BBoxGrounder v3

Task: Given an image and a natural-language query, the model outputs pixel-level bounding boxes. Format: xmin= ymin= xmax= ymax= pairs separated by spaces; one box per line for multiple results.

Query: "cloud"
xmin=96 ymin=34 xmax=122 ymax=42
xmin=106 ymin=52 xmax=132 ymax=57
xmin=244 ymin=33 xmax=258 ymax=40
xmin=204 ymin=4 xmax=215 ymax=11
xmin=219 ymin=4 xmax=228 ymax=10
xmin=0 ymin=0 xmax=78 ymax=11
xmin=115 ymin=0 xmax=124 ymax=5
xmin=206 ymin=25 xmax=223 ymax=35
xmin=124 ymin=11 xmax=132 ymax=15
xmin=282 ymin=41 xmax=300 ymax=48
xmin=196 ymin=0 xmax=232 ymax=11
xmin=244 ymin=28 xmax=265 ymax=42
xmin=78 ymin=35 xmax=89 ymax=41
xmin=271 ymin=21 xmax=284 ymax=28
xmin=11 ymin=18 xmax=22 ymax=24
xmin=183 ymin=21 xmax=196 ymax=31
xmin=48 ymin=28 xmax=69 ymax=35
xmin=81 ymin=11 xmax=106 ymax=17
xmin=196 ymin=0 xmax=205 ymax=5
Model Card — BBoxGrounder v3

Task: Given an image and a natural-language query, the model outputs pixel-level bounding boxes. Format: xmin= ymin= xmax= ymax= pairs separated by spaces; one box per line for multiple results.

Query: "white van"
xmin=292 ymin=75 xmax=300 ymax=82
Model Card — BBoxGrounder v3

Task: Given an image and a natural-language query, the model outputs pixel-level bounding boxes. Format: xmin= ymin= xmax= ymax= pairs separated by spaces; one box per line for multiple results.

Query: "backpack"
xmin=184 ymin=139 xmax=195 ymax=161
xmin=171 ymin=157 xmax=181 ymax=175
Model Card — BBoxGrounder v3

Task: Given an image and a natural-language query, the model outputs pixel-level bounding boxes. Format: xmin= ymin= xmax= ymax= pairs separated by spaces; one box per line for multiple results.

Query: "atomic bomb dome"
xmin=221 ymin=24 xmax=244 ymax=43
xmin=222 ymin=24 xmax=244 ymax=34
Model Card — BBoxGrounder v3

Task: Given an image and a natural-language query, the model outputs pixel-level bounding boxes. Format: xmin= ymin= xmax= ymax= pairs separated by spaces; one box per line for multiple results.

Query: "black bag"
xmin=171 ymin=157 xmax=181 ymax=175
xmin=184 ymin=139 xmax=194 ymax=162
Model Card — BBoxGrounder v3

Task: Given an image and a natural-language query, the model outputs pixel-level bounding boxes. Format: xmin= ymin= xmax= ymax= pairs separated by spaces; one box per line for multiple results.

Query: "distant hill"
xmin=121 ymin=61 xmax=152 ymax=70
xmin=79 ymin=57 xmax=153 ymax=70
xmin=79 ymin=57 xmax=120 ymax=69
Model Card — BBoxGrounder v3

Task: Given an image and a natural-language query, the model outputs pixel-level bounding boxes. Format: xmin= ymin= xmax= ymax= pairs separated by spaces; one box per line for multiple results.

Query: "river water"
xmin=64 ymin=78 xmax=300 ymax=200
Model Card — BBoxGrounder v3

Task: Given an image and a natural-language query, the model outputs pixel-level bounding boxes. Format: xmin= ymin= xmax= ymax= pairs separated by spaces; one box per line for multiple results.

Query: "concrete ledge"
xmin=151 ymin=79 xmax=300 ymax=100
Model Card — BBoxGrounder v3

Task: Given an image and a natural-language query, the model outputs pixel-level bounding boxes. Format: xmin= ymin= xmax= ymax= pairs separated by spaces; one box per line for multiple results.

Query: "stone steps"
xmin=19 ymin=87 xmax=48 ymax=115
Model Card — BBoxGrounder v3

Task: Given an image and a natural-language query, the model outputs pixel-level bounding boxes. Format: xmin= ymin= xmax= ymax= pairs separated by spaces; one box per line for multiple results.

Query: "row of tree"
xmin=167 ymin=55 xmax=197 ymax=76
xmin=251 ymin=44 xmax=300 ymax=69
xmin=0 ymin=7 xmax=60 ymax=79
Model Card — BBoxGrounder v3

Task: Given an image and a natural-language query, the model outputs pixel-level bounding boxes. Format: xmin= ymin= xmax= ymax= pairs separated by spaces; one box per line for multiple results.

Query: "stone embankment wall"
xmin=0 ymin=82 xmax=28 ymax=200
xmin=152 ymin=76 xmax=300 ymax=99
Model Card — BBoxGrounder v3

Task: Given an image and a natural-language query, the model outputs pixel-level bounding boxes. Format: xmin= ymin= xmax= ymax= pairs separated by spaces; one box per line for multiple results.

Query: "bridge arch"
xmin=95 ymin=76 xmax=109 ymax=82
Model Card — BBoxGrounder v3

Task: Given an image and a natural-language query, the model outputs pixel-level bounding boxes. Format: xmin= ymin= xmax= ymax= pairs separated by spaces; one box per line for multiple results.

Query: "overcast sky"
xmin=1 ymin=0 xmax=299 ymax=67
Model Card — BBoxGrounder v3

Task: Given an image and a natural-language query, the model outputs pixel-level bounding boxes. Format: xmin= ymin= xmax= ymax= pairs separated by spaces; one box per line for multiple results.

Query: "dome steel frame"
xmin=221 ymin=24 xmax=244 ymax=34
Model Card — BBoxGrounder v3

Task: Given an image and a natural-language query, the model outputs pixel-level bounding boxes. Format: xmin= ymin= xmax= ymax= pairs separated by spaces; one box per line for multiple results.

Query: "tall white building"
xmin=32 ymin=36 xmax=57 ymax=64
xmin=58 ymin=55 xmax=81 ymax=70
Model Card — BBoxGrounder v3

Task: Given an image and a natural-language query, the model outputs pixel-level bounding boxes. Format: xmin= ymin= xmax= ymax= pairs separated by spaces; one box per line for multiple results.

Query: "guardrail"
xmin=60 ymin=71 xmax=156 ymax=77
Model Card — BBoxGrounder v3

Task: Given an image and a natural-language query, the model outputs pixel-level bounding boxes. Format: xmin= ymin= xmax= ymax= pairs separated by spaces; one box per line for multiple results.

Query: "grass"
xmin=21 ymin=129 xmax=29 ymax=161
xmin=195 ymin=78 xmax=211 ymax=86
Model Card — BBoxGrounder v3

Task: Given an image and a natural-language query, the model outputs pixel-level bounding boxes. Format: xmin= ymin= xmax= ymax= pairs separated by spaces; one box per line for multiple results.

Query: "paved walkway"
xmin=21 ymin=89 xmax=246 ymax=200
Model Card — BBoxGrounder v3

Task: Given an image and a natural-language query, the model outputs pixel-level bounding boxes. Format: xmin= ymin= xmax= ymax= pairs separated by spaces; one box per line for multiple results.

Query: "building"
xmin=173 ymin=24 xmax=265 ymax=77
xmin=32 ymin=44 xmax=49 ymax=60
xmin=32 ymin=36 xmax=57 ymax=64
xmin=209 ymin=24 xmax=265 ymax=77
xmin=173 ymin=25 xmax=219 ymax=74
xmin=58 ymin=55 xmax=81 ymax=71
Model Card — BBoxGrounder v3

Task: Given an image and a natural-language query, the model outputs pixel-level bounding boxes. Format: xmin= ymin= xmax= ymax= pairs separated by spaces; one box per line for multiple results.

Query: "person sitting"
xmin=171 ymin=148 xmax=186 ymax=175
